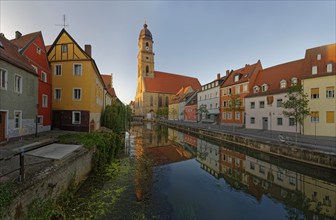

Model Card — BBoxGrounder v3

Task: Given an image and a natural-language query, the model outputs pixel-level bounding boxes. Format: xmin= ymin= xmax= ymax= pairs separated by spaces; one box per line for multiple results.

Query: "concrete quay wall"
xmin=2 ymin=147 xmax=94 ymax=220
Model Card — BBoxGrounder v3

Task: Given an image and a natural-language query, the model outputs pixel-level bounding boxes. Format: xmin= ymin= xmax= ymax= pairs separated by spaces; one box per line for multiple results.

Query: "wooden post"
xmin=19 ymin=152 xmax=24 ymax=182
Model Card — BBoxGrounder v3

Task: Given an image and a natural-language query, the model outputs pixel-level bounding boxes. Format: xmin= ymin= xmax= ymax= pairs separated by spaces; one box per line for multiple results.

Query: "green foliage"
xmin=23 ymin=198 xmax=64 ymax=220
xmin=0 ymin=181 xmax=16 ymax=217
xmin=59 ymin=132 xmax=122 ymax=171
xmin=156 ymin=108 xmax=168 ymax=118
xmin=283 ymin=84 xmax=310 ymax=133
xmin=101 ymin=102 xmax=130 ymax=134
xmin=226 ymin=94 xmax=241 ymax=112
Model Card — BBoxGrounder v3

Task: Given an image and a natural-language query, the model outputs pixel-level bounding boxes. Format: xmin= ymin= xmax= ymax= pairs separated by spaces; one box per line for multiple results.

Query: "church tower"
xmin=138 ymin=22 xmax=155 ymax=80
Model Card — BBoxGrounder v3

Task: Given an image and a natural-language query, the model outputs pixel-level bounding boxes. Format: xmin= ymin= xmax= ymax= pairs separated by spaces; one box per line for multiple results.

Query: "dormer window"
xmin=262 ymin=84 xmax=268 ymax=92
xmin=234 ymin=74 xmax=240 ymax=82
xmin=37 ymin=47 xmax=41 ymax=55
xmin=317 ymin=54 xmax=321 ymax=60
xmin=253 ymin=86 xmax=259 ymax=93
xmin=327 ymin=63 xmax=332 ymax=73
xmin=291 ymin=77 xmax=298 ymax=85
xmin=280 ymin=80 xmax=287 ymax=89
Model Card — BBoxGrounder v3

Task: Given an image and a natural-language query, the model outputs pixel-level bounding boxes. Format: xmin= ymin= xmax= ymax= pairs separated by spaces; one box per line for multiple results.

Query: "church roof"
xmin=144 ymin=71 xmax=201 ymax=94
xmin=139 ymin=23 xmax=152 ymax=40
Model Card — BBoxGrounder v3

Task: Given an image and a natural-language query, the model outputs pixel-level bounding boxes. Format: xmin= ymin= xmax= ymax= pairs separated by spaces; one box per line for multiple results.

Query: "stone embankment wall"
xmin=2 ymin=147 xmax=94 ymax=219
xmin=162 ymin=122 xmax=336 ymax=170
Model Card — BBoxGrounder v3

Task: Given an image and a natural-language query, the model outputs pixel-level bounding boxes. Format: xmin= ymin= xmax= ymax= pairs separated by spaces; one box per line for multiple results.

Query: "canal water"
xmin=72 ymin=123 xmax=336 ymax=219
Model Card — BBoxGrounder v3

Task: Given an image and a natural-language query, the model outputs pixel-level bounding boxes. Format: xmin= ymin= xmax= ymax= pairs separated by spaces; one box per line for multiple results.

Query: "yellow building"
xmin=302 ymin=44 xmax=335 ymax=137
xmin=134 ymin=23 xmax=201 ymax=119
xmin=47 ymin=29 xmax=105 ymax=131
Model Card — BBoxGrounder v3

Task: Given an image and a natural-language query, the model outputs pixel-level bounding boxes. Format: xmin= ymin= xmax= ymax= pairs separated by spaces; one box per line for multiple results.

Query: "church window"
xmin=146 ymin=65 xmax=149 ymax=76
xmin=165 ymin=96 xmax=169 ymax=107
xmin=158 ymin=96 xmax=162 ymax=107
xmin=146 ymin=42 xmax=149 ymax=47
xmin=150 ymin=96 xmax=153 ymax=107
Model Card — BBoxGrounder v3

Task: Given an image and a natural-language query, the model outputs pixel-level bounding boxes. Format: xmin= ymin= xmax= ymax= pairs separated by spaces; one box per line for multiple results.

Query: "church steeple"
xmin=138 ymin=22 xmax=154 ymax=79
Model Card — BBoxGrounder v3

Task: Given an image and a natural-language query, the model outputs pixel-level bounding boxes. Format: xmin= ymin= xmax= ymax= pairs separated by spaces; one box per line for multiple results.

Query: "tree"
xmin=197 ymin=104 xmax=209 ymax=122
xmin=101 ymin=102 xmax=130 ymax=134
xmin=283 ymin=84 xmax=310 ymax=134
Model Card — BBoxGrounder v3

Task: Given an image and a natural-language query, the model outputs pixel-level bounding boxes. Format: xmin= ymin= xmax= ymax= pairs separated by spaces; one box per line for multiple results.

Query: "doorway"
xmin=0 ymin=111 xmax=6 ymax=142
xmin=262 ymin=117 xmax=268 ymax=130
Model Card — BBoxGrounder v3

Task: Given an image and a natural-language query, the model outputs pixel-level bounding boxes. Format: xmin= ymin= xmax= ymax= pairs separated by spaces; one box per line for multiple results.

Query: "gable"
xmin=48 ymin=29 xmax=90 ymax=61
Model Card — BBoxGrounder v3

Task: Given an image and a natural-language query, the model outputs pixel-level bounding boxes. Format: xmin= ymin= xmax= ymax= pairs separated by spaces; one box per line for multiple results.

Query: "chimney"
xmin=110 ymin=73 xmax=113 ymax=88
xmin=84 ymin=44 xmax=91 ymax=56
xmin=217 ymin=73 xmax=220 ymax=80
xmin=15 ymin=31 xmax=22 ymax=39
xmin=226 ymin=70 xmax=229 ymax=76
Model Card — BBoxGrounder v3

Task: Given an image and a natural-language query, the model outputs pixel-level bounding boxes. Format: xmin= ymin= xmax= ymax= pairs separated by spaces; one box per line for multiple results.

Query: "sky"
xmin=1 ymin=1 xmax=335 ymax=104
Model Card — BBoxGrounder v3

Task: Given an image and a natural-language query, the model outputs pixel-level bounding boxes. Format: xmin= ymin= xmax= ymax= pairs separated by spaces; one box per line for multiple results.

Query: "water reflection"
xmin=130 ymin=123 xmax=336 ymax=219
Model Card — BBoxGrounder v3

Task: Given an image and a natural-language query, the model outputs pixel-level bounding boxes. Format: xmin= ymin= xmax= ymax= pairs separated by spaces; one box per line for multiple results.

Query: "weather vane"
xmin=56 ymin=14 xmax=69 ymax=29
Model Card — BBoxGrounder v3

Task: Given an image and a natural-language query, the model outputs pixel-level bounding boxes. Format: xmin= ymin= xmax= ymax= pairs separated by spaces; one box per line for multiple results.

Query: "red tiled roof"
xmin=10 ymin=32 xmax=39 ymax=51
xmin=222 ymin=60 xmax=262 ymax=87
xmin=0 ymin=35 xmax=36 ymax=75
xmin=45 ymin=45 xmax=51 ymax=53
xmin=145 ymin=145 xmax=192 ymax=165
xmin=144 ymin=71 xmax=201 ymax=94
xmin=246 ymin=59 xmax=305 ymax=98
xmin=101 ymin=74 xmax=117 ymax=97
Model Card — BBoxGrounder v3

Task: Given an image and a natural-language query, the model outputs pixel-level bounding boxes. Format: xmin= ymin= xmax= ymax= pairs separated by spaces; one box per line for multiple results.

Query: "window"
xmin=253 ymin=86 xmax=259 ymax=93
xmin=228 ymin=100 xmax=232 ymax=108
xmin=235 ymin=100 xmax=240 ymax=108
xmin=291 ymin=77 xmax=298 ymax=85
xmin=312 ymin=66 xmax=317 ymax=75
xmin=42 ymin=94 xmax=48 ymax=108
xmin=54 ymin=88 xmax=61 ymax=100
xmin=311 ymin=111 xmax=319 ymax=123
xmin=317 ymin=54 xmax=321 ymax=60
xmin=0 ymin=68 xmax=7 ymax=90
xmin=210 ymin=104 xmax=212 ymax=109
xmin=146 ymin=65 xmax=149 ymax=75
xmin=277 ymin=99 xmax=283 ymax=108
xmin=311 ymin=88 xmax=319 ymax=99
xmin=223 ymin=101 xmax=227 ymax=108
xmin=36 ymin=116 xmax=43 ymax=125
xmin=73 ymin=64 xmax=82 ymax=76
xmin=14 ymin=111 xmax=22 ymax=129
xmin=262 ymin=84 xmax=268 ymax=92
xmin=243 ymin=84 xmax=248 ymax=92
xmin=32 ymin=65 xmax=38 ymax=73
xmin=326 ymin=86 xmax=334 ymax=98
xmin=326 ymin=111 xmax=334 ymax=123
xmin=223 ymin=88 xmax=227 ymax=96
xmin=228 ymin=88 xmax=232 ymax=95
xmin=55 ymin=64 xmax=62 ymax=76
xmin=146 ymin=56 xmax=149 ymax=61
xmin=277 ymin=118 xmax=283 ymax=126
xmin=150 ymin=96 xmax=153 ymax=107
xmin=234 ymin=75 xmax=239 ymax=82
xmin=327 ymin=63 xmax=332 ymax=73
xmin=289 ymin=177 xmax=296 ymax=185
xmin=41 ymin=71 xmax=47 ymax=82
xmin=289 ymin=118 xmax=295 ymax=126
xmin=259 ymin=165 xmax=265 ymax=174
xmin=235 ymin=112 xmax=240 ymax=120
xmin=14 ymin=74 xmax=22 ymax=93
xmin=228 ymin=112 xmax=232 ymax=120
xmin=37 ymin=47 xmax=41 ymax=55
xmin=72 ymin=111 xmax=81 ymax=124
xmin=222 ymin=112 xmax=226 ymax=119
xmin=61 ymin=44 xmax=68 ymax=53
xmin=236 ymin=86 xmax=240 ymax=94
xmin=73 ymin=88 xmax=81 ymax=100
xmin=250 ymin=162 xmax=255 ymax=170
xmin=250 ymin=102 xmax=255 ymax=109
xmin=280 ymin=80 xmax=287 ymax=89
xmin=259 ymin=101 xmax=265 ymax=108
xmin=277 ymin=172 xmax=284 ymax=181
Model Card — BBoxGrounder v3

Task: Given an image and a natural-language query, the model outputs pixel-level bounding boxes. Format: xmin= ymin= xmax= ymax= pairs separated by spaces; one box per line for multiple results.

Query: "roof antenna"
xmin=56 ymin=14 xmax=69 ymax=29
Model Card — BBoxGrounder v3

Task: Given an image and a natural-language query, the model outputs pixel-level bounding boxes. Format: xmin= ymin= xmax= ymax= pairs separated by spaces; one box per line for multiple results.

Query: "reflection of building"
xmin=197 ymin=139 xmax=220 ymax=178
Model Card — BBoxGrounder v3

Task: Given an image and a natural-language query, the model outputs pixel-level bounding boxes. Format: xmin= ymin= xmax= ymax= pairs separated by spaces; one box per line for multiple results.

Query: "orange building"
xmin=220 ymin=61 xmax=262 ymax=125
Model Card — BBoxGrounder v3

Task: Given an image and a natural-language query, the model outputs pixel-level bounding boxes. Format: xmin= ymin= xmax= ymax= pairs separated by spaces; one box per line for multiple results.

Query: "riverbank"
xmin=158 ymin=120 xmax=336 ymax=170
xmin=0 ymin=130 xmax=123 ymax=219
